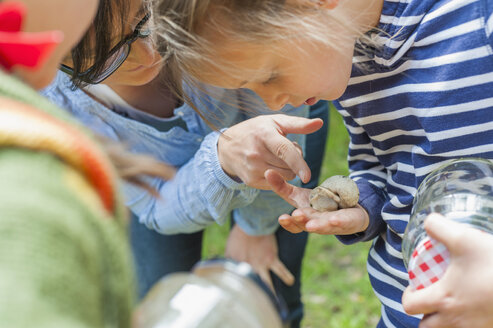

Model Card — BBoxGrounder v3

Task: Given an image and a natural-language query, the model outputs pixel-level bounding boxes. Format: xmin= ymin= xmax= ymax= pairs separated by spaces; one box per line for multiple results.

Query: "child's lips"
xmin=304 ymin=97 xmax=317 ymax=106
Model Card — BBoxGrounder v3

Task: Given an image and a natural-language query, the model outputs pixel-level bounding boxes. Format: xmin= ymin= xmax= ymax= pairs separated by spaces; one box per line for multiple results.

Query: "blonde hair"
xmin=156 ymin=0 xmax=372 ymax=95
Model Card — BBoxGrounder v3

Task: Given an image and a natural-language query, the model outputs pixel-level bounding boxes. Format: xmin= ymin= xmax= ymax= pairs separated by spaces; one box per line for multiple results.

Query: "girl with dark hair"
xmin=0 ymin=0 xmax=170 ymax=326
xmin=41 ymin=0 xmax=327 ymax=326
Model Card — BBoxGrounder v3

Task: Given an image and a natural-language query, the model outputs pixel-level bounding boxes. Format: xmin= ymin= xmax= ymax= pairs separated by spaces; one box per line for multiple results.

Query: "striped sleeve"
xmin=333 ymin=0 xmax=493 ymax=326
xmin=334 ymin=106 xmax=389 ymax=243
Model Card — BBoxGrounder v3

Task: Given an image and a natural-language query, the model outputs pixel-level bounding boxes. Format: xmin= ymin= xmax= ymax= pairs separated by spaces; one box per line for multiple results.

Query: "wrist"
xmin=217 ymin=134 xmax=241 ymax=181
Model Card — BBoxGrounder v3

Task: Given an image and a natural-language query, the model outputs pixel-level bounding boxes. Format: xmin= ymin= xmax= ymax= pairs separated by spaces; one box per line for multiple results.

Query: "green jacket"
xmin=0 ymin=71 xmax=135 ymax=327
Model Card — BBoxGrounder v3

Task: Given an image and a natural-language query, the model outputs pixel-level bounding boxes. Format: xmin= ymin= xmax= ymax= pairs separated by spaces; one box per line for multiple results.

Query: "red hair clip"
xmin=0 ymin=2 xmax=63 ymax=71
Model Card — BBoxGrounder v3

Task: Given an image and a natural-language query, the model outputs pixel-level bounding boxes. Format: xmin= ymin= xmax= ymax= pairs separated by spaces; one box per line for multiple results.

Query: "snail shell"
xmin=309 ymin=175 xmax=359 ymax=212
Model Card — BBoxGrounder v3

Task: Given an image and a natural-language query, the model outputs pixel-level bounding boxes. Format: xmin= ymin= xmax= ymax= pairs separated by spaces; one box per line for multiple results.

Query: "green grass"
xmin=203 ymin=105 xmax=380 ymax=327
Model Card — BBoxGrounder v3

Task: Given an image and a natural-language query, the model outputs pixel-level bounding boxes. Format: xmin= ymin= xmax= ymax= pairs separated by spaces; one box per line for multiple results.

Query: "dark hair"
xmin=64 ymin=0 xmax=175 ymax=190
xmin=69 ymin=0 xmax=129 ymax=87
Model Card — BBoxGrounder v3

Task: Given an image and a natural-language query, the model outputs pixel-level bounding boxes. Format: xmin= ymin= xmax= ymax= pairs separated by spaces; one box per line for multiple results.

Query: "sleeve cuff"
xmin=336 ymin=179 xmax=388 ymax=244
xmin=202 ymin=129 xmax=247 ymax=190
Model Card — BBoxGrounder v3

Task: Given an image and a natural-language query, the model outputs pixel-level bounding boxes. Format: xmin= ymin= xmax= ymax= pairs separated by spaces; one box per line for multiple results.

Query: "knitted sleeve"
xmin=0 ymin=148 xmax=132 ymax=328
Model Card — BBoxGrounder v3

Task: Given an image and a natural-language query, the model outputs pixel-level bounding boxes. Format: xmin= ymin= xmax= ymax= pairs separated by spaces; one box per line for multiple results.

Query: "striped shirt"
xmin=333 ymin=0 xmax=493 ymax=326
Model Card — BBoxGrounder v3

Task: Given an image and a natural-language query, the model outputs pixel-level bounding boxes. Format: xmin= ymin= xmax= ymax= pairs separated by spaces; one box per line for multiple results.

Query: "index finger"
xmin=268 ymin=115 xmax=323 ymax=182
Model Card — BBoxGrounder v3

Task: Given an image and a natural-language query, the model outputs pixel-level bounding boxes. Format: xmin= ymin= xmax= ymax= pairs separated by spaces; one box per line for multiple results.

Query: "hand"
xmin=265 ymin=169 xmax=369 ymax=234
xmin=218 ymin=114 xmax=323 ymax=189
xmin=225 ymin=224 xmax=295 ymax=290
xmin=402 ymin=214 xmax=493 ymax=328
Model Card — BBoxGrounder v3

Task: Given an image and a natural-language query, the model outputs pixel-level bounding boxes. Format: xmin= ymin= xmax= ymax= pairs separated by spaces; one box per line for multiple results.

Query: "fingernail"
xmin=292 ymin=209 xmax=304 ymax=216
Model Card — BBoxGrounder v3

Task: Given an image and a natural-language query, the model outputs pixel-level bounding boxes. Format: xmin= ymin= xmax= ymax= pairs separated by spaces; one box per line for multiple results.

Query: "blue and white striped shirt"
xmin=333 ymin=0 xmax=493 ymax=326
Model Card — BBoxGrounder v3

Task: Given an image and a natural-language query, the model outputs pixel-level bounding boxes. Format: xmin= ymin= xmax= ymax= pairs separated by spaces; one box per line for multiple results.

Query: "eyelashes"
xmin=261 ymin=72 xmax=279 ymax=85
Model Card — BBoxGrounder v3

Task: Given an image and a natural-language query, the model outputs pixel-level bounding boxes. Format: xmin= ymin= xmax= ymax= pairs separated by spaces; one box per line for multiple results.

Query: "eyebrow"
xmin=262 ymin=71 xmax=278 ymax=84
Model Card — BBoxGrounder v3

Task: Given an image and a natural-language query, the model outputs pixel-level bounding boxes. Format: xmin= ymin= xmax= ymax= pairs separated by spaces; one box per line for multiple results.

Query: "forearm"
xmin=126 ymin=131 xmax=259 ymax=234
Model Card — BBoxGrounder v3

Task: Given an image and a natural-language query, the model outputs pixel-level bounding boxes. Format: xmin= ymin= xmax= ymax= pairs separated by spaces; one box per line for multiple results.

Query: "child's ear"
xmin=306 ymin=0 xmax=339 ymax=10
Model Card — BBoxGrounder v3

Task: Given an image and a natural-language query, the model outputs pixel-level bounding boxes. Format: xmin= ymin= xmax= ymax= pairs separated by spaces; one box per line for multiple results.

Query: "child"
xmin=156 ymin=0 xmax=493 ymax=327
xmin=0 ymin=0 xmax=168 ymax=326
xmin=41 ymin=1 xmax=326 ymax=326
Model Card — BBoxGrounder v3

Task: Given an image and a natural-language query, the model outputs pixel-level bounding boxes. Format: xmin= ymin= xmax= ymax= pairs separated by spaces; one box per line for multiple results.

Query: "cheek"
xmin=329 ymin=56 xmax=353 ymax=98
xmin=308 ymin=52 xmax=353 ymax=100
xmin=104 ymin=62 xmax=162 ymax=87
xmin=124 ymin=40 xmax=159 ymax=66
xmin=280 ymin=70 xmax=329 ymax=98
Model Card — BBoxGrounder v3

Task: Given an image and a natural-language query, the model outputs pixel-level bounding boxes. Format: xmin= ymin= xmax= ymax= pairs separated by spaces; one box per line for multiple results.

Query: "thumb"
xmin=265 ymin=169 xmax=294 ymax=205
xmin=273 ymin=115 xmax=324 ymax=135
xmin=424 ymin=213 xmax=465 ymax=255
xmin=402 ymin=280 xmax=444 ymax=315
xmin=265 ymin=169 xmax=309 ymax=208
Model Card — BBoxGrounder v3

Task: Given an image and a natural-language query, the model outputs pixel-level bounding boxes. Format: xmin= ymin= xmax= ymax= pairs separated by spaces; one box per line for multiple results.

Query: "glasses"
xmin=61 ymin=13 xmax=151 ymax=84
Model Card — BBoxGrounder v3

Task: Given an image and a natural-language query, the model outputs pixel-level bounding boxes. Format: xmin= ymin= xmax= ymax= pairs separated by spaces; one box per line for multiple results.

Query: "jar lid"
xmin=193 ymin=258 xmax=289 ymax=323
xmin=407 ymin=236 xmax=450 ymax=290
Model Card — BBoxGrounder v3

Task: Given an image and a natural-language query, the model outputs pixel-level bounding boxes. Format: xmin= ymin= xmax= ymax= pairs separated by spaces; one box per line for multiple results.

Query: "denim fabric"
xmin=129 ymin=212 xmax=203 ymax=299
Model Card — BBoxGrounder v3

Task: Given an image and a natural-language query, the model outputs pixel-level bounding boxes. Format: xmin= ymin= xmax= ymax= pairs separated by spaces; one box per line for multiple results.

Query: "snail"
xmin=309 ymin=175 xmax=359 ymax=211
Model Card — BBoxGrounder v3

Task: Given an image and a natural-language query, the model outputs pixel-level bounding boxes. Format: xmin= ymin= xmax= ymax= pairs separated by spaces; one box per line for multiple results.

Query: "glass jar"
xmin=133 ymin=259 xmax=287 ymax=328
xmin=402 ymin=158 xmax=493 ymax=289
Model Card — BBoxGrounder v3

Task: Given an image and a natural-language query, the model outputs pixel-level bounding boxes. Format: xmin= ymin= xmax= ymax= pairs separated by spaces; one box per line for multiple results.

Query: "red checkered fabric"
xmin=407 ymin=236 xmax=450 ymax=290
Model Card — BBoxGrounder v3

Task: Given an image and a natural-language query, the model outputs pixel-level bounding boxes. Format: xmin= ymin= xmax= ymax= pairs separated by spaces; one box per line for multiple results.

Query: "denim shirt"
xmin=41 ymin=72 xmax=307 ymax=235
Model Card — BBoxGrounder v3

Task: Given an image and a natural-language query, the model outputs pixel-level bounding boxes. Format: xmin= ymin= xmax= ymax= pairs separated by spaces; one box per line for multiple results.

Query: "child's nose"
xmin=253 ymin=88 xmax=289 ymax=111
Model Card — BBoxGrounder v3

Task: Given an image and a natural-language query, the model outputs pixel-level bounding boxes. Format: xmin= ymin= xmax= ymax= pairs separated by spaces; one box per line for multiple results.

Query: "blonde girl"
xmin=157 ymin=0 xmax=493 ymax=327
